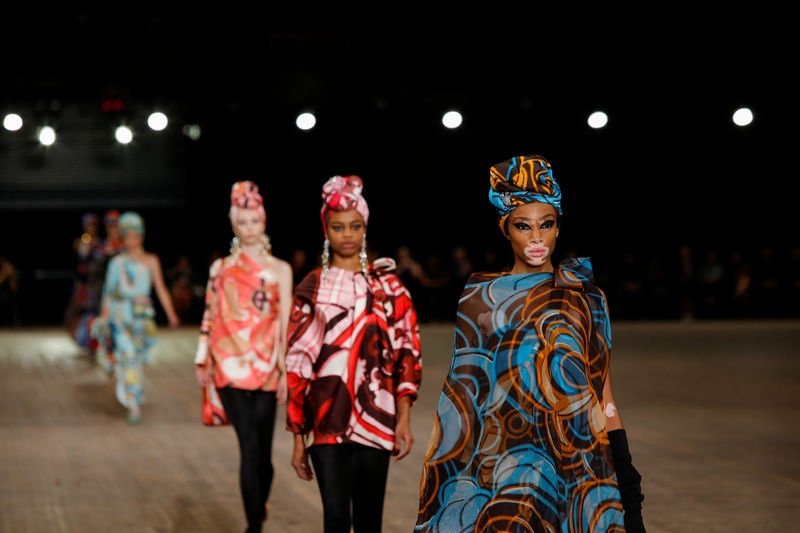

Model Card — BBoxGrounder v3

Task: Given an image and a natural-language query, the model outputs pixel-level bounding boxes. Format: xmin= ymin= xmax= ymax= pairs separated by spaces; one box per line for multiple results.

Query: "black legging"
xmin=308 ymin=443 xmax=391 ymax=533
xmin=217 ymin=387 xmax=276 ymax=533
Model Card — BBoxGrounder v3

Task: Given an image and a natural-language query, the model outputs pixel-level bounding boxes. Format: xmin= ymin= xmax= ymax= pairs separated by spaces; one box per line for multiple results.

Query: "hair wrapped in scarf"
xmin=488 ymin=155 xmax=562 ymax=235
xmin=320 ymin=175 xmax=370 ymax=234
xmin=118 ymin=211 xmax=145 ymax=237
xmin=104 ymin=210 xmax=120 ymax=226
xmin=229 ymin=180 xmax=266 ymax=224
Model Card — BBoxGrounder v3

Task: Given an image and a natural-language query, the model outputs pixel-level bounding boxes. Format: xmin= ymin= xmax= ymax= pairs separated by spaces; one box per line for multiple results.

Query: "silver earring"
xmin=230 ymin=236 xmax=241 ymax=256
xmin=260 ymin=234 xmax=272 ymax=255
xmin=321 ymin=238 xmax=330 ymax=277
xmin=359 ymin=233 xmax=369 ymax=276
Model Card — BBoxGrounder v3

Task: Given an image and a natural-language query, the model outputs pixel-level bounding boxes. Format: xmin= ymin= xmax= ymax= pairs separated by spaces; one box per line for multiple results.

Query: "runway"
xmin=1 ymin=321 xmax=799 ymax=532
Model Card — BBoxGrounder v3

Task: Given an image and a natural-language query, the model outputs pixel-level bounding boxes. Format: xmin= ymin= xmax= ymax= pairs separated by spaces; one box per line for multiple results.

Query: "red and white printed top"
xmin=195 ymin=252 xmax=282 ymax=391
xmin=285 ymin=259 xmax=422 ymax=452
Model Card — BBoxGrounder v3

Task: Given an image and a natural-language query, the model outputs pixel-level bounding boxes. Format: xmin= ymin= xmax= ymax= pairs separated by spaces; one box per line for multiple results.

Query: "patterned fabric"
xmin=92 ymin=254 xmax=158 ymax=410
xmin=320 ymin=175 xmax=370 ymax=233
xmin=230 ymin=180 xmax=266 ymax=223
xmin=118 ymin=211 xmax=145 ymax=237
xmin=415 ymin=257 xmax=625 ymax=532
xmin=196 ymin=252 xmax=282 ymax=391
xmin=489 ymin=155 xmax=562 ymax=235
xmin=285 ymin=259 xmax=422 ymax=452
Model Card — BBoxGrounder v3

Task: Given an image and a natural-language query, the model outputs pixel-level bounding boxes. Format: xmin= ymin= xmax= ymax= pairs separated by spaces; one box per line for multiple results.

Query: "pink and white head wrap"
xmin=229 ymin=180 xmax=266 ymax=224
xmin=320 ymin=175 xmax=369 ymax=233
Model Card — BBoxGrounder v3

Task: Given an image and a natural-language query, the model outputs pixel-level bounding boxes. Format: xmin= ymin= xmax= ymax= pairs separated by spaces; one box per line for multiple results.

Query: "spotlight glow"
xmin=588 ymin=111 xmax=608 ymax=129
xmin=182 ymin=124 xmax=202 ymax=140
xmin=732 ymin=107 xmax=753 ymax=126
xmin=115 ymin=125 xmax=133 ymax=144
xmin=442 ymin=110 xmax=463 ymax=129
xmin=147 ymin=112 xmax=168 ymax=131
xmin=38 ymin=126 xmax=56 ymax=146
xmin=296 ymin=112 xmax=316 ymax=130
xmin=3 ymin=113 xmax=23 ymax=131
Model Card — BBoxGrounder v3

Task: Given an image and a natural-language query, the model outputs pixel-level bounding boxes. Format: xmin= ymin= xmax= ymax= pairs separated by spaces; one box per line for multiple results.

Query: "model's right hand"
xmin=194 ymin=364 xmax=212 ymax=388
xmin=291 ymin=435 xmax=314 ymax=481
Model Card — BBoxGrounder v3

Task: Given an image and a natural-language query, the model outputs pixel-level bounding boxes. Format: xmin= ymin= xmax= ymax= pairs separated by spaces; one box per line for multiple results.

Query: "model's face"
xmin=123 ymin=230 xmax=143 ymax=252
xmin=232 ymin=208 xmax=265 ymax=246
xmin=507 ymin=202 xmax=558 ymax=274
xmin=326 ymin=209 xmax=365 ymax=259
xmin=106 ymin=224 xmax=120 ymax=239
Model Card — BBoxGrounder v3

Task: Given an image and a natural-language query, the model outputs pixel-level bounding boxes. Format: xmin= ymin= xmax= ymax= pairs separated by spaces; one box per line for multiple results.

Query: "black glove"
xmin=608 ymin=429 xmax=646 ymax=533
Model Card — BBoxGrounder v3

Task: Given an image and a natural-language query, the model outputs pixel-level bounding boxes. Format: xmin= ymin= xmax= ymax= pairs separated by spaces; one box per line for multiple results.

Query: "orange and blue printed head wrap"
xmin=489 ymin=154 xmax=562 ymax=235
xmin=229 ymin=180 xmax=266 ymax=224
xmin=320 ymin=175 xmax=369 ymax=234
xmin=119 ymin=211 xmax=145 ymax=237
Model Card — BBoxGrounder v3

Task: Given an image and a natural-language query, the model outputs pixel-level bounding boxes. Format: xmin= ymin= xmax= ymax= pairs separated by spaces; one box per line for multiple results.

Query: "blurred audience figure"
xmin=644 ymin=253 xmax=673 ymax=319
xmin=726 ymin=249 xmax=752 ymax=318
xmin=396 ymin=246 xmax=427 ymax=313
xmin=0 ymin=256 xmax=21 ymax=327
xmin=167 ymin=254 xmax=196 ymax=323
xmin=613 ymin=251 xmax=644 ymax=319
xmin=422 ymin=252 xmax=451 ymax=322
xmin=788 ymin=246 xmax=800 ymax=318
xmin=291 ymin=248 xmax=312 ymax=286
xmin=696 ymin=250 xmax=725 ymax=319
xmin=750 ymin=245 xmax=782 ymax=318
xmin=677 ymin=244 xmax=696 ymax=321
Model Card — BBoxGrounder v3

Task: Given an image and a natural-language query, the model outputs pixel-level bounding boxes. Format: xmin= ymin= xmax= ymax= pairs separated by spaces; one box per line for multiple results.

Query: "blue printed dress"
xmin=93 ymin=254 xmax=158 ymax=410
xmin=416 ymin=258 xmax=625 ymax=532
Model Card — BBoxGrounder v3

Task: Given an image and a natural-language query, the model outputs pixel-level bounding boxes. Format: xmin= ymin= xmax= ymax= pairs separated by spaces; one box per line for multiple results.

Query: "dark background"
xmin=0 ymin=11 xmax=796 ymax=325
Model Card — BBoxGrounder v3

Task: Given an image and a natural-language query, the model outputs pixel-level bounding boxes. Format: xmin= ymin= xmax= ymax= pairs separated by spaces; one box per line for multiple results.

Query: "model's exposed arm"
xmin=149 ymin=254 xmax=179 ymax=326
xmin=602 ymin=374 xmax=624 ymax=431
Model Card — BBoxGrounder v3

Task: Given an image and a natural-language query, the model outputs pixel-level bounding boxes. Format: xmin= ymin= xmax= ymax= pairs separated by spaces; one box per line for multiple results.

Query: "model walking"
xmin=415 ymin=155 xmax=646 ymax=532
xmin=93 ymin=211 xmax=180 ymax=423
xmin=194 ymin=181 xmax=292 ymax=533
xmin=286 ymin=175 xmax=423 ymax=533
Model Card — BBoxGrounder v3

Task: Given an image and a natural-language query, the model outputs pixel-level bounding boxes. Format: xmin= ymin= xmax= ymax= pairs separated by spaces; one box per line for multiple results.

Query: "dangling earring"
xmin=359 ymin=233 xmax=369 ymax=276
xmin=230 ymin=236 xmax=241 ymax=256
xmin=321 ymin=238 xmax=330 ymax=277
xmin=260 ymin=234 xmax=272 ymax=256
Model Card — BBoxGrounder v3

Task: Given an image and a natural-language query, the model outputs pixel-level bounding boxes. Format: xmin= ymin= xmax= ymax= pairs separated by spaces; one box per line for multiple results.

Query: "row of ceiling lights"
xmin=2 ymin=106 xmax=756 ymax=146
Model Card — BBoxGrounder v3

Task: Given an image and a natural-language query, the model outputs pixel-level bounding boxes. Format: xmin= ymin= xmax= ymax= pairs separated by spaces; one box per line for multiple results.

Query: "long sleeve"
xmin=388 ymin=277 xmax=422 ymax=403
xmin=195 ymin=259 xmax=222 ymax=365
xmin=285 ymin=290 xmax=324 ymax=434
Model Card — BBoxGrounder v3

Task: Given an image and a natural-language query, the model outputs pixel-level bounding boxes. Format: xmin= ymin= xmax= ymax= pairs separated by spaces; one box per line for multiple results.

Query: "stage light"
xmin=147 ymin=112 xmax=168 ymax=131
xmin=115 ymin=125 xmax=133 ymax=144
xmin=732 ymin=107 xmax=753 ymax=126
xmin=588 ymin=111 xmax=608 ymax=129
xmin=3 ymin=113 xmax=23 ymax=131
xmin=38 ymin=126 xmax=56 ymax=146
xmin=296 ymin=112 xmax=316 ymax=131
xmin=442 ymin=111 xmax=463 ymax=129
xmin=182 ymin=124 xmax=202 ymax=141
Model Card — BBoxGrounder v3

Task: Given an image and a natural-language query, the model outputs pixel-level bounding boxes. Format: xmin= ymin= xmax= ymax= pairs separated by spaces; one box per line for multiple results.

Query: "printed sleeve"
xmin=199 ymin=259 xmax=223 ymax=336
xmin=586 ymin=284 xmax=613 ymax=400
xmin=387 ymin=275 xmax=423 ymax=403
xmin=285 ymin=288 xmax=324 ymax=434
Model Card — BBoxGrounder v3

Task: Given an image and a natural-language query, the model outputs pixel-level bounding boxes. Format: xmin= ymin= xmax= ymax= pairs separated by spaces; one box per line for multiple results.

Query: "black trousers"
xmin=217 ymin=387 xmax=277 ymax=533
xmin=308 ymin=443 xmax=391 ymax=533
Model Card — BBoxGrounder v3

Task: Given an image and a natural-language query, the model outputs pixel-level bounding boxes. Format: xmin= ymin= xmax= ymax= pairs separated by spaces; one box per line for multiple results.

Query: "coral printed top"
xmin=285 ymin=259 xmax=422 ymax=452
xmin=415 ymin=258 xmax=624 ymax=532
xmin=196 ymin=252 xmax=282 ymax=391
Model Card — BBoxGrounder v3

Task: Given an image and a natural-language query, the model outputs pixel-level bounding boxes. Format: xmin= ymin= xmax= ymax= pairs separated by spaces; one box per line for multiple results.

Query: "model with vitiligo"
xmin=415 ymin=155 xmax=646 ymax=532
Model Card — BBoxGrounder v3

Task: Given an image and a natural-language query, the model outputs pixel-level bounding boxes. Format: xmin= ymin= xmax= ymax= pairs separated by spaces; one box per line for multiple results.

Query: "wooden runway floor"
xmin=1 ymin=321 xmax=799 ymax=532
